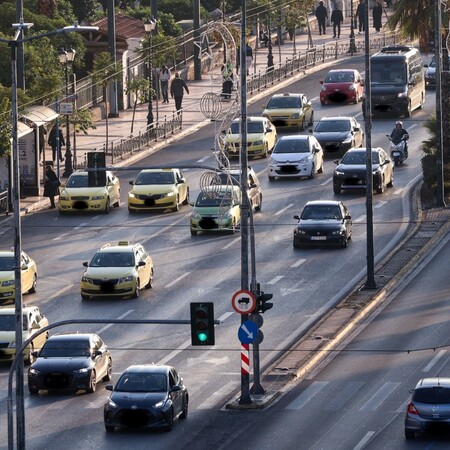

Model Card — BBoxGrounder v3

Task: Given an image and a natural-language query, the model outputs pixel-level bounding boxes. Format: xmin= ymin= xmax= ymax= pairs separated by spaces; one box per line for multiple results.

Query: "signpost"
xmin=232 ymin=289 xmax=256 ymax=315
xmin=238 ymin=320 xmax=258 ymax=344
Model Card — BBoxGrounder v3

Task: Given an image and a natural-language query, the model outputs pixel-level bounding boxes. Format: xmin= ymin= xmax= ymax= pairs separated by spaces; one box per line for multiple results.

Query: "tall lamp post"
xmin=144 ymin=18 xmax=157 ymax=128
xmin=348 ymin=0 xmax=357 ymax=54
xmin=58 ymin=47 xmax=76 ymax=177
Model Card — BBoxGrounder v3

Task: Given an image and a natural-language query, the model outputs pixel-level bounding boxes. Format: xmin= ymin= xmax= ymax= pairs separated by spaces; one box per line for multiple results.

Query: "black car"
xmin=312 ymin=116 xmax=364 ymax=153
xmin=28 ymin=333 xmax=112 ymax=394
xmin=333 ymin=147 xmax=394 ymax=195
xmin=293 ymin=200 xmax=352 ymax=248
xmin=104 ymin=364 xmax=189 ymax=432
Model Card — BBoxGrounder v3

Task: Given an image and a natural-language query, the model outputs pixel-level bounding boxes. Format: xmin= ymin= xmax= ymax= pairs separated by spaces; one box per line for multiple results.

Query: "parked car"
xmin=320 ymin=69 xmax=364 ymax=105
xmin=128 ymin=168 xmax=189 ymax=213
xmin=221 ymin=116 xmax=277 ymax=158
xmin=28 ymin=333 xmax=112 ymax=394
xmin=405 ymin=378 xmax=450 ymax=439
xmin=58 ymin=170 xmax=121 ymax=214
xmin=104 ymin=364 xmax=188 ymax=432
xmin=312 ymin=116 xmax=364 ymax=153
xmin=268 ymin=135 xmax=324 ymax=180
xmin=262 ymin=92 xmax=314 ymax=131
xmin=80 ymin=241 xmax=154 ymax=300
xmin=209 ymin=166 xmax=262 ymax=212
xmin=333 ymin=147 xmax=394 ymax=195
xmin=293 ymin=200 xmax=352 ymax=248
xmin=0 ymin=250 xmax=37 ymax=304
xmin=0 ymin=306 xmax=48 ymax=365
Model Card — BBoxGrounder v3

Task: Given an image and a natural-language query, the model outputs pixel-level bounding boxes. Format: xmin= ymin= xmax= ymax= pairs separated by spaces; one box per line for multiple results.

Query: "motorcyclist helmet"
xmin=395 ymin=121 xmax=403 ymax=127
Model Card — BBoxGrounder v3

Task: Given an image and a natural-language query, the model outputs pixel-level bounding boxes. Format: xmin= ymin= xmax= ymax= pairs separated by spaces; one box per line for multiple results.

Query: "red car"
xmin=320 ymin=69 xmax=364 ymax=105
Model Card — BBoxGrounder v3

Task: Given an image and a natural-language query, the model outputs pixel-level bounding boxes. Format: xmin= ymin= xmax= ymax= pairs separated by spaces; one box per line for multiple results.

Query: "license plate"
xmin=311 ymin=236 xmax=326 ymax=240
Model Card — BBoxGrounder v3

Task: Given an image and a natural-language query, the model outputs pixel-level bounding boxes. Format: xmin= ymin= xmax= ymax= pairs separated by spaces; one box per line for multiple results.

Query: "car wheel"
xmin=183 ymin=189 xmax=189 ymax=205
xmin=25 ymin=344 xmax=35 ymax=366
xmin=81 ymin=293 xmax=89 ymax=301
xmin=87 ymin=371 xmax=97 ymax=393
xmin=104 ymin=198 xmax=111 ymax=214
xmin=29 ymin=385 xmax=39 ymax=395
xmin=341 ymin=236 xmax=348 ymax=248
xmin=293 ymin=240 xmax=302 ymax=249
xmin=145 ymin=268 xmax=154 ymax=289
xmin=318 ymin=159 xmax=324 ymax=174
xmin=375 ymin=177 xmax=384 ymax=194
xmin=190 ymin=228 xmax=197 ymax=236
xmin=387 ymin=173 xmax=394 ymax=188
xmin=165 ymin=408 xmax=174 ymax=431
xmin=268 ymin=175 xmax=275 ymax=181
xmin=128 ymin=207 xmax=135 ymax=214
xmin=262 ymin=143 xmax=269 ymax=158
xmin=133 ymin=282 xmax=140 ymax=299
xmin=230 ymin=219 xmax=236 ymax=234
xmin=114 ymin=194 xmax=120 ymax=208
xmin=105 ymin=423 xmax=115 ymax=432
xmin=29 ymin=274 xmax=37 ymax=294
xmin=255 ymin=194 xmax=262 ymax=212
xmin=180 ymin=399 xmax=189 ymax=419
xmin=308 ymin=111 xmax=314 ymax=127
xmin=333 ymin=183 xmax=341 ymax=195
xmin=299 ymin=117 xmax=305 ymax=131
xmin=172 ymin=196 xmax=180 ymax=212
xmin=405 ymin=101 xmax=412 ymax=118
xmin=309 ymin=164 xmax=315 ymax=179
xmin=419 ymin=93 xmax=425 ymax=109
xmin=103 ymin=358 xmax=113 ymax=381
xmin=405 ymin=429 xmax=415 ymax=440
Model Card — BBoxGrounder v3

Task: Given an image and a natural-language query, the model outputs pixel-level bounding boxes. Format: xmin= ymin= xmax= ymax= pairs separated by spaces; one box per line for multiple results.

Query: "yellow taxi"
xmin=189 ymin=185 xmax=241 ymax=236
xmin=0 ymin=250 xmax=37 ymax=304
xmin=80 ymin=241 xmax=153 ymax=300
xmin=221 ymin=116 xmax=277 ymax=159
xmin=128 ymin=168 xmax=189 ymax=213
xmin=58 ymin=170 xmax=121 ymax=214
xmin=0 ymin=305 xmax=48 ymax=364
xmin=262 ymin=92 xmax=314 ymax=131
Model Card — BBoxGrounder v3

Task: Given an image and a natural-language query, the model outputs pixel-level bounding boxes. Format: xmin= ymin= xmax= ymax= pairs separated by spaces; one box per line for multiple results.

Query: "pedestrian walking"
xmin=221 ymin=61 xmax=234 ymax=100
xmin=245 ymin=42 xmax=253 ymax=75
xmin=44 ymin=164 xmax=60 ymax=209
xmin=315 ymin=1 xmax=328 ymax=35
xmin=47 ymin=124 xmax=65 ymax=163
xmin=170 ymin=72 xmax=189 ymax=114
xmin=373 ymin=1 xmax=383 ymax=33
xmin=355 ymin=0 xmax=365 ymax=33
xmin=39 ymin=125 xmax=47 ymax=162
xmin=331 ymin=6 xmax=343 ymax=38
xmin=160 ymin=65 xmax=171 ymax=103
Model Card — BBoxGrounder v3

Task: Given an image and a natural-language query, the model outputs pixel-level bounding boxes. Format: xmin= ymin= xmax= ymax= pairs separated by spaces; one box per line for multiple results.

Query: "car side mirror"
xmin=266 ymin=127 xmax=272 ymax=132
xmin=354 ymin=127 xmax=360 ymax=131
xmin=333 ymin=159 xmax=340 ymax=165
xmin=360 ymin=80 xmax=364 ymax=86
xmin=21 ymin=264 xmax=29 ymax=270
xmin=129 ymin=181 xmax=134 ymax=185
xmin=319 ymin=80 xmax=324 ymax=84
xmin=188 ymin=201 xmax=194 ymax=207
xmin=344 ymin=215 xmax=351 ymax=220
xmin=31 ymin=351 xmax=39 ymax=358
xmin=261 ymin=104 xmax=266 ymax=109
xmin=94 ymin=350 xmax=103 ymax=357
xmin=137 ymin=261 xmax=146 ymax=267
xmin=171 ymin=385 xmax=182 ymax=392
xmin=293 ymin=215 xmax=300 ymax=220
xmin=31 ymin=323 xmax=41 ymax=330
xmin=82 ymin=261 xmax=88 ymax=267
xmin=106 ymin=384 xmax=113 ymax=391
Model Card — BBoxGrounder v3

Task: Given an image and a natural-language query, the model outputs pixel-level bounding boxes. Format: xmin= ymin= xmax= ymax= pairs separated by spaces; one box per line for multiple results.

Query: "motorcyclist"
xmin=390 ymin=121 xmax=409 ymax=158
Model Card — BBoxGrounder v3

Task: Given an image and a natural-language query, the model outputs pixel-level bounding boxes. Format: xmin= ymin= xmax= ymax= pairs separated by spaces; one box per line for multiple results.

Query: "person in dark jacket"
xmin=48 ymin=125 xmax=65 ymax=163
xmin=373 ymin=1 xmax=383 ymax=33
xmin=170 ymin=72 xmax=189 ymax=114
xmin=315 ymin=1 xmax=328 ymax=35
xmin=331 ymin=7 xmax=344 ymax=38
xmin=355 ymin=0 xmax=365 ymax=33
xmin=44 ymin=164 xmax=60 ymax=209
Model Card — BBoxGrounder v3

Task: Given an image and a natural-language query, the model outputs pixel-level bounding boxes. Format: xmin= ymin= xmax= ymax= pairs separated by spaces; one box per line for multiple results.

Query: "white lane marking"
xmin=408 ymin=124 xmax=417 ymax=130
xmin=394 ymin=188 xmax=403 ymax=195
xmin=286 ymin=381 xmax=329 ymax=410
xmin=290 ymin=258 xmax=306 ymax=268
xmin=268 ymin=275 xmax=284 ymax=285
xmin=374 ymin=201 xmax=387 ymax=209
xmin=97 ymin=310 xmax=134 ymax=334
xmin=320 ymin=177 xmax=332 ymax=186
xmin=359 ymin=382 xmax=401 ymax=411
xmin=353 ymin=431 xmax=376 ymax=450
xmin=218 ymin=312 xmax=233 ymax=322
xmin=311 ymin=96 xmax=320 ymax=102
xmin=274 ymin=204 xmax=294 ymax=216
xmin=74 ymin=223 xmax=89 ymax=230
xmin=164 ymin=272 xmax=191 ymax=288
xmin=396 ymin=399 xmax=409 ymax=413
xmin=158 ymin=339 xmax=192 ymax=366
xmin=222 ymin=237 xmax=240 ymax=250
xmin=423 ymin=349 xmax=447 ymax=372
xmin=143 ymin=213 xmax=191 ymax=241
xmin=354 ymin=215 xmax=365 ymax=222
xmin=52 ymin=233 xmax=70 ymax=241
xmin=197 ymin=156 xmax=209 ymax=163
xmin=197 ymin=381 xmax=239 ymax=409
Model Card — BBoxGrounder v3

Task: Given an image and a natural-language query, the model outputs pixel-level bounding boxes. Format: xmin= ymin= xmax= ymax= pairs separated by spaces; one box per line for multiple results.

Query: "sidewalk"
xmin=20 ymin=16 xmax=388 ymax=215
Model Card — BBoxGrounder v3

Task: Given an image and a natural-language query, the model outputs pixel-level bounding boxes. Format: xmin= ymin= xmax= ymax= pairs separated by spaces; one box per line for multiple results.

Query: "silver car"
xmin=405 ymin=378 xmax=450 ymax=439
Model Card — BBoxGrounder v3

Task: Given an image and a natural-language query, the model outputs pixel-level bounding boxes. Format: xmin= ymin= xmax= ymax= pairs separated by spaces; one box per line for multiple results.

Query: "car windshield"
xmin=267 ymin=96 xmax=302 ymax=109
xmin=115 ymin=372 xmax=168 ymax=392
xmin=301 ymin=205 xmax=342 ymax=220
xmin=135 ymin=171 xmax=175 ymax=185
xmin=273 ymin=139 xmax=309 ymax=154
xmin=66 ymin=175 xmax=89 ymax=188
xmin=413 ymin=387 xmax=450 ymax=404
xmin=0 ymin=256 xmax=14 ymax=271
xmin=40 ymin=339 xmax=91 ymax=357
xmin=195 ymin=191 xmax=234 ymax=207
xmin=230 ymin=122 xmax=264 ymax=134
xmin=371 ymin=62 xmax=406 ymax=85
xmin=315 ymin=121 xmax=351 ymax=132
xmin=90 ymin=252 xmax=135 ymax=267
xmin=0 ymin=314 xmax=29 ymax=331
xmin=211 ymin=173 xmax=240 ymax=186
xmin=341 ymin=151 xmax=380 ymax=165
xmin=325 ymin=72 xmax=354 ymax=83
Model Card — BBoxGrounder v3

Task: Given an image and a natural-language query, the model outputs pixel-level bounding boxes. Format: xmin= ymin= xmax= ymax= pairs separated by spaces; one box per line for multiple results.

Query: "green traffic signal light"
xmin=190 ymin=302 xmax=215 ymax=346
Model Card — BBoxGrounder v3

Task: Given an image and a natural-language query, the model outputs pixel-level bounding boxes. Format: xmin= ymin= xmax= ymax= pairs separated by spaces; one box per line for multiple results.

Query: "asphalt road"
xmin=0 ymin=57 xmax=437 ymax=449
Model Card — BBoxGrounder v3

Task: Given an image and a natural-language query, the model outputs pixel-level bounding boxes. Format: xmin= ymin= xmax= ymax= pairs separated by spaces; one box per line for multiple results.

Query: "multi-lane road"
xmin=0 ymin=57 xmax=440 ymax=449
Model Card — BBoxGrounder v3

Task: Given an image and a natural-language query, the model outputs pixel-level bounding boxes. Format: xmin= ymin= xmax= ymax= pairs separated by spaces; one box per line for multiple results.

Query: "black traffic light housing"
xmin=190 ymin=302 xmax=215 ymax=346
xmin=256 ymin=291 xmax=273 ymax=314
xmin=87 ymin=152 xmax=106 ymax=187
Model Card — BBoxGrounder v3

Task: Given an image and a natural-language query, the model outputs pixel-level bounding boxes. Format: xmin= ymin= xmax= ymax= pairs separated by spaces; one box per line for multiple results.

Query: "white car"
xmin=268 ymin=135 xmax=324 ymax=180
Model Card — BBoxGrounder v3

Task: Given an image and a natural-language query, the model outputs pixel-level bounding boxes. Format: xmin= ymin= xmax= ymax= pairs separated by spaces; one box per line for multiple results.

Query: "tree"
xmin=125 ymin=76 xmax=150 ymax=134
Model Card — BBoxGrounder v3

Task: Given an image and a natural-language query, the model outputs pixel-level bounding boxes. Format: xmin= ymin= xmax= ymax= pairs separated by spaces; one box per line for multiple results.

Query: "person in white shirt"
xmin=160 ymin=65 xmax=171 ymax=103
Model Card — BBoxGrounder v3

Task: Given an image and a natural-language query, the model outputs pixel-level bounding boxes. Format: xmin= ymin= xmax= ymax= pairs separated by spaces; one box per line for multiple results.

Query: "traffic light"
xmin=257 ymin=292 xmax=273 ymax=314
xmin=190 ymin=302 xmax=215 ymax=346
xmin=87 ymin=152 xmax=106 ymax=187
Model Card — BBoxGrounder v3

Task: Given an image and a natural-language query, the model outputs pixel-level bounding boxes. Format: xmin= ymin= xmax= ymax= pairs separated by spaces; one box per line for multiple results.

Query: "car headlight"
xmin=331 ymin=227 xmax=346 ymax=235
xmin=253 ymin=140 xmax=264 ymax=146
xmin=291 ymin=113 xmax=300 ymax=119
xmin=334 ymin=170 xmax=345 ymax=176
xmin=163 ymin=192 xmax=175 ymax=198
xmin=321 ymin=86 xmax=327 ymax=91
xmin=342 ymin=135 xmax=353 ymax=144
xmin=295 ymin=229 xmax=306 ymax=235
xmin=268 ymin=157 xmax=276 ymax=165
xmin=154 ymin=399 xmax=166 ymax=408
xmin=8 ymin=341 xmax=16 ymax=348
xmin=298 ymin=157 xmax=308 ymax=164
xmin=91 ymin=195 xmax=105 ymax=200
xmin=191 ymin=212 xmax=202 ymax=220
xmin=397 ymin=91 xmax=407 ymax=98
xmin=128 ymin=192 xmax=136 ymax=198
xmin=81 ymin=276 xmax=94 ymax=284
xmin=29 ymin=368 xmax=39 ymax=375
xmin=59 ymin=195 xmax=69 ymax=201
xmin=2 ymin=280 xmax=15 ymax=287
xmin=347 ymin=85 xmax=356 ymax=91
xmin=108 ymin=398 xmax=118 ymax=408
xmin=74 ymin=368 xmax=89 ymax=374
xmin=117 ymin=275 xmax=134 ymax=283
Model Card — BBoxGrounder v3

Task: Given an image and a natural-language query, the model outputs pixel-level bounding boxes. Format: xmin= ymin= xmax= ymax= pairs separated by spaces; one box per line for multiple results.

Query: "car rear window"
xmin=273 ymin=139 xmax=309 ymax=154
xmin=325 ymin=72 xmax=354 ymax=83
xmin=67 ymin=175 xmax=89 ymax=188
xmin=413 ymin=387 xmax=450 ymax=404
xmin=267 ymin=96 xmax=301 ymax=109
xmin=135 ymin=172 xmax=175 ymax=185
xmin=230 ymin=122 xmax=264 ymax=134
xmin=315 ymin=121 xmax=351 ymax=132
xmin=341 ymin=151 xmax=380 ymax=165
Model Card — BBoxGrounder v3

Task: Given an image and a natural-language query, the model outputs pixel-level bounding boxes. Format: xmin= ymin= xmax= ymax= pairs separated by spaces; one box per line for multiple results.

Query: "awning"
xmin=20 ymin=105 xmax=58 ymax=127
xmin=17 ymin=121 xmax=33 ymax=139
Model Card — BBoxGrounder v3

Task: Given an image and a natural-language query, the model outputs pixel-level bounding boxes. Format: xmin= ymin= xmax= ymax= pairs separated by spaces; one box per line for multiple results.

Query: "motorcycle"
xmin=386 ymin=134 xmax=408 ymax=166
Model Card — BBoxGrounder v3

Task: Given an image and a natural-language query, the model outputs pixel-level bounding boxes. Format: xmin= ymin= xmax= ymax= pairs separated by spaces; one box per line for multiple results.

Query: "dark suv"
xmin=405 ymin=378 xmax=450 ymax=439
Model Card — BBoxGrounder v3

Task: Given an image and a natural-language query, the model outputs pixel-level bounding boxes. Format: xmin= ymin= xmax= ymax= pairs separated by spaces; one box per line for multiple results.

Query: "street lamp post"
xmin=58 ymin=47 xmax=76 ymax=177
xmin=349 ymin=0 xmax=357 ymax=54
xmin=144 ymin=18 xmax=157 ymax=128
xmin=267 ymin=20 xmax=274 ymax=71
